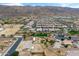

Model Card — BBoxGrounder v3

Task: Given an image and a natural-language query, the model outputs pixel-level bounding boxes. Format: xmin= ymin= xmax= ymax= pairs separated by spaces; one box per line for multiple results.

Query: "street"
xmin=5 ymin=37 xmax=23 ymax=56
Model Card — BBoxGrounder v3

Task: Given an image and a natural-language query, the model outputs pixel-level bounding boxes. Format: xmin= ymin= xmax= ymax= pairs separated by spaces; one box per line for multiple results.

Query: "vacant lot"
xmin=0 ymin=38 xmax=15 ymax=55
xmin=0 ymin=24 xmax=23 ymax=37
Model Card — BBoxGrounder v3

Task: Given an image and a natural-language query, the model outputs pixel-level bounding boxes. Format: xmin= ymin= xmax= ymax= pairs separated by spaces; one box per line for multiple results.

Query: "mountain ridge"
xmin=0 ymin=5 xmax=79 ymax=17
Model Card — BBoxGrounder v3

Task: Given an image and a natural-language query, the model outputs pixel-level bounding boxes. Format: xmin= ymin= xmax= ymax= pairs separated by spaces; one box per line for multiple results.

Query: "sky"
xmin=21 ymin=3 xmax=79 ymax=8
xmin=0 ymin=0 xmax=79 ymax=3
xmin=0 ymin=0 xmax=79 ymax=8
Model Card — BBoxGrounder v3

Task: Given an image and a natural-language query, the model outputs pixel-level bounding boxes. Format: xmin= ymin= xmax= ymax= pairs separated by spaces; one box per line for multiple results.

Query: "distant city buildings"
xmin=35 ymin=18 xmax=67 ymax=32
xmin=24 ymin=16 xmax=78 ymax=32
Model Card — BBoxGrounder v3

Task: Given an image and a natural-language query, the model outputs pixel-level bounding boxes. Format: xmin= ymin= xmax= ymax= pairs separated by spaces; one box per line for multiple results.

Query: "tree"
xmin=49 ymin=40 xmax=55 ymax=45
xmin=11 ymin=51 xmax=19 ymax=56
xmin=1 ymin=34 xmax=5 ymax=38
xmin=41 ymin=40 xmax=44 ymax=43
xmin=64 ymin=44 xmax=68 ymax=48
xmin=63 ymin=44 xmax=71 ymax=48
xmin=23 ymin=34 xmax=26 ymax=39
xmin=41 ymin=39 xmax=55 ymax=47
xmin=61 ymin=39 xmax=64 ymax=41
xmin=10 ymin=35 xmax=13 ymax=38
xmin=68 ymin=36 xmax=71 ymax=40
xmin=57 ymin=50 xmax=61 ymax=54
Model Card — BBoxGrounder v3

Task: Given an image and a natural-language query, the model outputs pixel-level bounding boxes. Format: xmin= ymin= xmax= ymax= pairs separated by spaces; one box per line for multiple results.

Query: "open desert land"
xmin=0 ymin=24 xmax=23 ymax=37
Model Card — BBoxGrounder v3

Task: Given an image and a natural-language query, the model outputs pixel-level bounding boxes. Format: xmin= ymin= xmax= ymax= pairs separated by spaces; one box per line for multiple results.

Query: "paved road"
xmin=5 ymin=37 xmax=23 ymax=56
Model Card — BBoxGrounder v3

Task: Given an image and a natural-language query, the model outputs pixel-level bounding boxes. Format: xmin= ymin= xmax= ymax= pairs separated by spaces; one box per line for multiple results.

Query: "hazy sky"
xmin=0 ymin=0 xmax=79 ymax=3
xmin=21 ymin=3 xmax=79 ymax=8
xmin=0 ymin=0 xmax=79 ymax=8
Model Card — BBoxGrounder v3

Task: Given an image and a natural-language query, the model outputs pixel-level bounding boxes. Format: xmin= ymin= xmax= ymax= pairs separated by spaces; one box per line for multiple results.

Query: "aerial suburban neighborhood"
xmin=0 ymin=3 xmax=79 ymax=56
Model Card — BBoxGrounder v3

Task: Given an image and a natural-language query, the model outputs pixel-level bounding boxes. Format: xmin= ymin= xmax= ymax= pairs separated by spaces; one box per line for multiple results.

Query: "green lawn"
xmin=68 ymin=30 xmax=79 ymax=35
xmin=32 ymin=33 xmax=48 ymax=37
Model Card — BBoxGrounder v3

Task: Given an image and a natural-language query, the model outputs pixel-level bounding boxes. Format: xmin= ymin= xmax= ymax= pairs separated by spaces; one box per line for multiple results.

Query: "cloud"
xmin=21 ymin=3 xmax=79 ymax=8
xmin=0 ymin=3 xmax=23 ymax=6
xmin=60 ymin=3 xmax=79 ymax=8
xmin=0 ymin=0 xmax=21 ymax=3
xmin=67 ymin=4 xmax=79 ymax=8
xmin=0 ymin=3 xmax=79 ymax=8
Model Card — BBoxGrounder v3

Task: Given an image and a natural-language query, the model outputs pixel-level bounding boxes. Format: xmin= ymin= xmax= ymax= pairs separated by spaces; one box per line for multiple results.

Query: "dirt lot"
xmin=0 ymin=38 xmax=15 ymax=55
xmin=0 ymin=24 xmax=23 ymax=37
